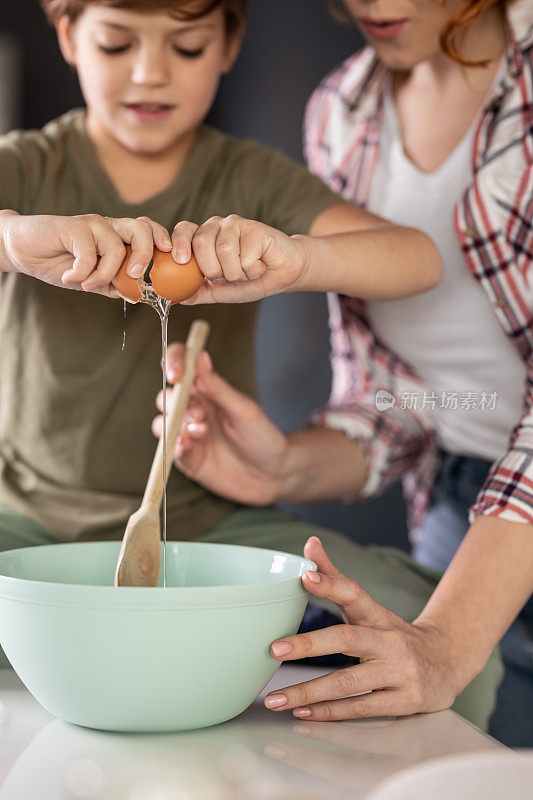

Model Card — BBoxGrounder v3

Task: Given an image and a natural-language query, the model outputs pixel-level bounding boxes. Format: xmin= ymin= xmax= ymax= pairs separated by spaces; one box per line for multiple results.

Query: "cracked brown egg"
xmin=113 ymin=245 xmax=204 ymax=304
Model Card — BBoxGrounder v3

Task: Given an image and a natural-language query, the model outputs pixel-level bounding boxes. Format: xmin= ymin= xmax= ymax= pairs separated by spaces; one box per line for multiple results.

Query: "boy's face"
xmin=57 ymin=5 xmax=242 ymax=155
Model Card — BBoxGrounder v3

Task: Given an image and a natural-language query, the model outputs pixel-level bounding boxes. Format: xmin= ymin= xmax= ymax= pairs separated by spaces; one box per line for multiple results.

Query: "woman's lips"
xmin=359 ymin=18 xmax=407 ymax=39
xmin=123 ymin=103 xmax=175 ymax=122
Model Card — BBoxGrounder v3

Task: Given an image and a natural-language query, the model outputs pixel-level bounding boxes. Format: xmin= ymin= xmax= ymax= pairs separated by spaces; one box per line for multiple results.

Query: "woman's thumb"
xmin=196 ymin=355 xmax=254 ymax=417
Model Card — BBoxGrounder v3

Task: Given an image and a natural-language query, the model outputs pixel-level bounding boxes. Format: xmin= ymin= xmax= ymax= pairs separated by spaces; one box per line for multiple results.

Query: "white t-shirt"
xmin=365 ymin=86 xmax=524 ymax=461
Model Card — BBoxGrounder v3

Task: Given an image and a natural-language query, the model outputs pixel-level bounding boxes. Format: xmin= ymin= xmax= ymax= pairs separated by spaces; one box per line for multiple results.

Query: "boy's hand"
xmin=0 ymin=211 xmax=172 ymax=297
xmin=171 ymin=215 xmax=308 ymax=304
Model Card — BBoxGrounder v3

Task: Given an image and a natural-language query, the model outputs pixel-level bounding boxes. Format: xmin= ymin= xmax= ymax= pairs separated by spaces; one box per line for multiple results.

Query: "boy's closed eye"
xmin=97 ymin=43 xmax=205 ymax=59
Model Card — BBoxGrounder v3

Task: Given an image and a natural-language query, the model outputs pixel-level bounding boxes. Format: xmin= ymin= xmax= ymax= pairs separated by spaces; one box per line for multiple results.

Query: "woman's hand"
xmin=265 ymin=537 xmax=463 ymax=721
xmin=152 ymin=345 xmax=291 ymax=505
xmin=0 ymin=211 xmax=172 ymax=297
xmin=170 ymin=215 xmax=308 ymax=303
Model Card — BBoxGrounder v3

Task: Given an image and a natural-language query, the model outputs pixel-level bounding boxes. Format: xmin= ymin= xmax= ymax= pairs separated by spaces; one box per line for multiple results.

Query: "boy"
xmin=0 ymin=0 xmax=440 ymax=545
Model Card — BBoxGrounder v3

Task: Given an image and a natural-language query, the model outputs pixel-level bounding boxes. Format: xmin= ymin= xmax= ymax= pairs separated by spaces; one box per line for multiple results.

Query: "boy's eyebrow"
xmin=99 ymin=21 xmax=218 ymax=34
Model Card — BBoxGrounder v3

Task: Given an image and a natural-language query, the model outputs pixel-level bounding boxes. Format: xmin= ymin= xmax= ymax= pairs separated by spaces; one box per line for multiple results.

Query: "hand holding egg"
xmin=170 ymin=215 xmax=308 ymax=304
xmin=0 ymin=212 xmax=172 ymax=297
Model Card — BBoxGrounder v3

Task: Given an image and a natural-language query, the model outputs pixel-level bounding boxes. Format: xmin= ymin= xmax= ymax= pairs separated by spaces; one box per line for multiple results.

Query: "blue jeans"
xmin=413 ymin=450 xmax=533 ymax=747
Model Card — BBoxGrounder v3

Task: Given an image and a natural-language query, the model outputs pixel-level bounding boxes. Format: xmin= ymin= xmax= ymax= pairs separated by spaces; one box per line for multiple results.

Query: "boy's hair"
xmin=328 ymin=0 xmax=509 ymax=67
xmin=40 ymin=0 xmax=249 ymax=34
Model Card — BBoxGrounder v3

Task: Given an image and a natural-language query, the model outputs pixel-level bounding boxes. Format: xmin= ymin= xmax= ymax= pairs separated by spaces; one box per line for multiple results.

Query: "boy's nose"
xmin=131 ymin=48 xmax=170 ymax=86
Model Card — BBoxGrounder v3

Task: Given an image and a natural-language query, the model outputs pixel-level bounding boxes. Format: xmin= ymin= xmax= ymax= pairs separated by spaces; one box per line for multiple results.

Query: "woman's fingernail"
xmin=305 ymin=570 xmax=320 ymax=583
xmin=163 ymin=236 xmax=172 ymax=247
xmin=168 ymin=369 xmax=180 ymax=382
xmin=264 ymin=743 xmax=286 ymax=759
xmin=271 ymin=641 xmax=292 ymax=657
xmin=293 ymin=707 xmax=312 ymax=718
xmin=82 ymin=281 xmax=98 ymax=291
xmin=186 ymin=422 xmax=206 ymax=436
xmin=265 ymin=694 xmax=287 ymax=710
xmin=128 ymin=264 xmax=145 ymax=278
xmin=174 ymin=250 xmax=189 ymax=264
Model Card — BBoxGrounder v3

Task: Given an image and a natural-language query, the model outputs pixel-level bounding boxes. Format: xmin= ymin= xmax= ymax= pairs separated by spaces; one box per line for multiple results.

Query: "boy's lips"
xmin=123 ymin=102 xmax=175 ymax=122
xmin=359 ymin=18 xmax=407 ymax=39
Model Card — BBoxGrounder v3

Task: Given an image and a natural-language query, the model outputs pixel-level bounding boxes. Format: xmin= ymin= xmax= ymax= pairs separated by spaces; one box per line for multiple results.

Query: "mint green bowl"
xmin=0 ymin=541 xmax=315 ymax=732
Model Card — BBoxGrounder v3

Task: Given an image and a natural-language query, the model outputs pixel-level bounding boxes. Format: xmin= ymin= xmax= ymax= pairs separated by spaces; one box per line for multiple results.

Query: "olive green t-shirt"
xmin=0 ymin=109 xmax=339 ymax=542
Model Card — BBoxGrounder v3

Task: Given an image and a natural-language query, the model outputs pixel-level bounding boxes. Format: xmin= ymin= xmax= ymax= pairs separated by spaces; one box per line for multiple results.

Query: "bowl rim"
xmin=0 ymin=540 xmax=317 ymax=601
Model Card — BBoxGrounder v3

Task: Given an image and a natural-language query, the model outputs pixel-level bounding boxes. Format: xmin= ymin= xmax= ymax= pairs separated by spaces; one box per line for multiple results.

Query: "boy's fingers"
xmin=240 ymin=227 xmax=266 ymax=280
xmin=179 ymin=283 xmax=215 ymax=305
xmin=62 ymin=222 xmax=97 ymax=284
xmin=191 ymin=217 xmax=224 ymax=280
xmin=81 ymin=217 xmax=126 ymax=290
xmin=216 ymin=217 xmax=247 ymax=282
xmin=171 ymin=220 xmax=198 ymax=264
xmin=136 ymin=216 xmax=172 ymax=252
xmin=105 ymin=216 xmax=154 ymax=278
xmin=302 ymin=571 xmax=391 ymax=628
xmin=90 ymin=284 xmax=122 ymax=299
xmin=124 ymin=218 xmax=155 ymax=278
xmin=185 ymin=279 xmax=267 ymax=304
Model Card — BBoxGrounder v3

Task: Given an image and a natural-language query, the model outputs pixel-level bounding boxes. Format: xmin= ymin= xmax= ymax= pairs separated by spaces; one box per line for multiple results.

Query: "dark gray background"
xmin=0 ymin=0 xmax=408 ymax=549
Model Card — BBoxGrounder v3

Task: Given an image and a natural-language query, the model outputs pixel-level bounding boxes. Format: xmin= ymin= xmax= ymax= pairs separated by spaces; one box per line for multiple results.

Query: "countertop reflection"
xmin=0 ymin=665 xmax=503 ymax=799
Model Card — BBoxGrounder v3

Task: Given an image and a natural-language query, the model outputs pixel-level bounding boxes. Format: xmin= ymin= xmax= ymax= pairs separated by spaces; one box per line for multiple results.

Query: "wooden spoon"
xmin=114 ymin=319 xmax=210 ymax=587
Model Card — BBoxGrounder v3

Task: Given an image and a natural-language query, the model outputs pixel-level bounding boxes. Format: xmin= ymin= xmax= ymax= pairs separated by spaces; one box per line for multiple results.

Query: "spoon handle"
xmin=142 ymin=319 xmax=210 ymax=512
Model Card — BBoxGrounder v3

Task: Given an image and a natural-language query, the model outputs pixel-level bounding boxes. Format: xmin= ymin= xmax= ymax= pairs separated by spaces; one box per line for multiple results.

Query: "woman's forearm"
xmin=291 ymin=203 xmax=443 ymax=299
xmin=277 ymin=426 xmax=368 ymax=504
xmin=416 ymin=515 xmax=533 ymax=680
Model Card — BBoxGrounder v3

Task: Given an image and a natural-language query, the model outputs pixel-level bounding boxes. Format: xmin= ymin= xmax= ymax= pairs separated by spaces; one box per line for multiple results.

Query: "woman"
xmin=160 ymin=0 xmax=533 ymax=745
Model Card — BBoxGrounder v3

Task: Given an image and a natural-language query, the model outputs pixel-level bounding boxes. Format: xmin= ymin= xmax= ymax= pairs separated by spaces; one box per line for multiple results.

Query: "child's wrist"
xmin=0 ymin=210 xmax=21 ymax=273
xmin=289 ymin=234 xmax=335 ymax=293
xmin=288 ymin=234 xmax=313 ymax=292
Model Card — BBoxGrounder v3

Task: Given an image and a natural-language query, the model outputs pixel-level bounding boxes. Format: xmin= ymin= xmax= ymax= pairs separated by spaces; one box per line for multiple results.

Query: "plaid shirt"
xmin=304 ymin=0 xmax=533 ymax=536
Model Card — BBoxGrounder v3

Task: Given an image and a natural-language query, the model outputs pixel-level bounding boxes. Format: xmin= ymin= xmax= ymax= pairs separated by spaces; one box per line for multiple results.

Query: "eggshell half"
xmin=150 ymin=251 xmax=204 ymax=304
xmin=113 ymin=246 xmax=203 ymax=304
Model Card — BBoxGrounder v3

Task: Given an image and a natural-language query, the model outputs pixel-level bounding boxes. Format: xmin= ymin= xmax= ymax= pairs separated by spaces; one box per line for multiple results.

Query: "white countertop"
xmin=0 ymin=664 xmax=504 ymax=799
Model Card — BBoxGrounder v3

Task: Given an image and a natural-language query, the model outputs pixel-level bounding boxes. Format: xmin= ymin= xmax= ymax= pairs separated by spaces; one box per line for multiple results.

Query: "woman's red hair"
xmin=440 ymin=0 xmax=508 ymax=66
